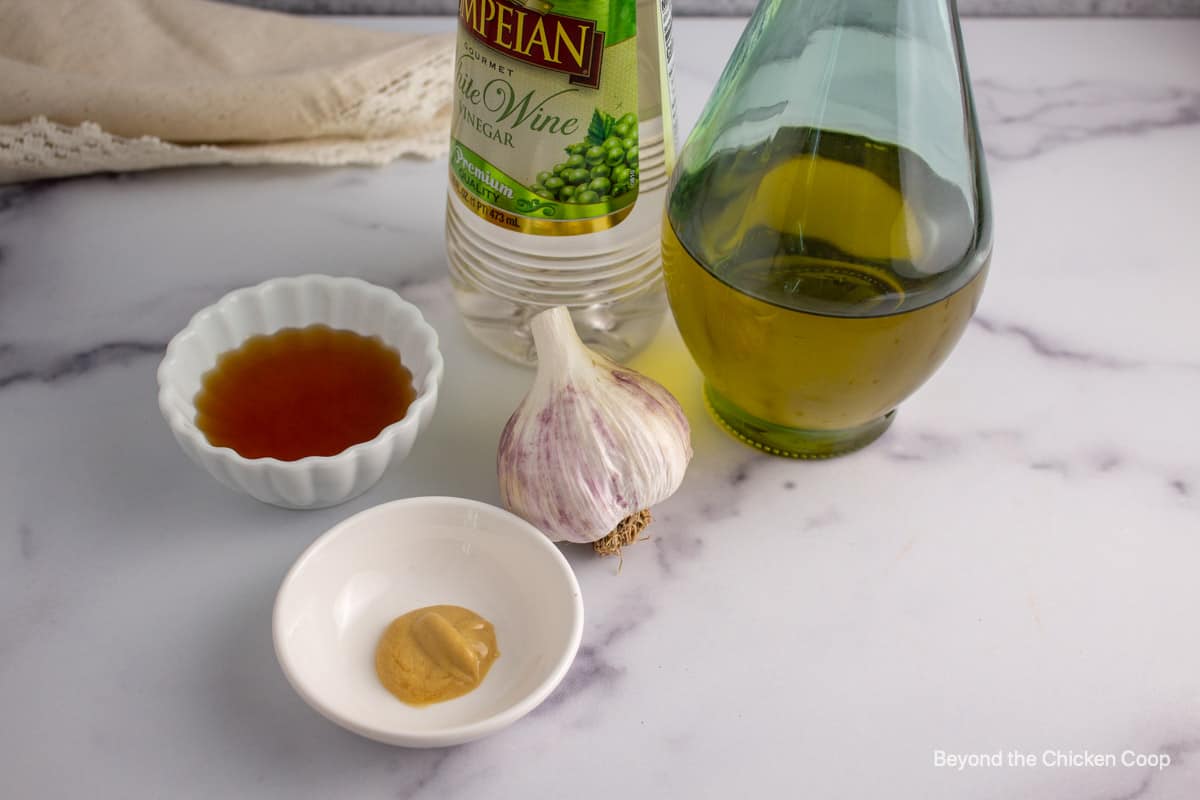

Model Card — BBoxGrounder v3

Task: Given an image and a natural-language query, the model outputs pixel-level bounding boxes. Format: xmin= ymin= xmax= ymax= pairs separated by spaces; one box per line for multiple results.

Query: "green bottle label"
xmin=451 ymin=0 xmax=640 ymax=235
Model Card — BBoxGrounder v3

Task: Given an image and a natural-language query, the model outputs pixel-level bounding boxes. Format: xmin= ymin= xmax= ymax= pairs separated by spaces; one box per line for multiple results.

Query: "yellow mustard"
xmin=374 ymin=605 xmax=499 ymax=706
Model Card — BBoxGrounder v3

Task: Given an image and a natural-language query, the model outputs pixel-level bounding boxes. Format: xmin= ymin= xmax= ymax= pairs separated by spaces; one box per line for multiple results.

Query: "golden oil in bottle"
xmin=663 ymin=128 xmax=989 ymax=456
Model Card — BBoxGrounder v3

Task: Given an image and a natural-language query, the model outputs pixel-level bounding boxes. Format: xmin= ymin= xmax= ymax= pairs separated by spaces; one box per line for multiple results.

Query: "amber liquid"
xmin=664 ymin=129 xmax=988 ymax=437
xmin=194 ymin=325 xmax=415 ymax=461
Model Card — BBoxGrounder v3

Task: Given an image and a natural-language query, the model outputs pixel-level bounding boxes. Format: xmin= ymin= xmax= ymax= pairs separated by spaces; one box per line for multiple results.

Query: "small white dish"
xmin=156 ymin=275 xmax=443 ymax=509
xmin=273 ymin=496 xmax=583 ymax=748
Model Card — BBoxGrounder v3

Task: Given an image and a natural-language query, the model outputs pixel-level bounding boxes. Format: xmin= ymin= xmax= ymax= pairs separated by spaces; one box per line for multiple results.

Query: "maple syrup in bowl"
xmin=195 ymin=326 xmax=417 ymax=462
xmin=157 ymin=275 xmax=443 ymax=509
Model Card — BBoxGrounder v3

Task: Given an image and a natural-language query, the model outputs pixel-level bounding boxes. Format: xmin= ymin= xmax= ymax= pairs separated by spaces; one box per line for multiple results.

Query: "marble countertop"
xmin=3 ymin=16 xmax=1199 ymax=800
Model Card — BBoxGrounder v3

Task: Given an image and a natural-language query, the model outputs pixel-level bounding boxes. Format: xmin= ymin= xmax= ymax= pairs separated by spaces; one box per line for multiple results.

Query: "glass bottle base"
xmin=704 ymin=384 xmax=896 ymax=459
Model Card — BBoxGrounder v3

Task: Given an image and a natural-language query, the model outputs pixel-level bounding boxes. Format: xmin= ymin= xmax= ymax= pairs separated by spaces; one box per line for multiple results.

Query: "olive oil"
xmin=664 ymin=128 xmax=989 ymax=455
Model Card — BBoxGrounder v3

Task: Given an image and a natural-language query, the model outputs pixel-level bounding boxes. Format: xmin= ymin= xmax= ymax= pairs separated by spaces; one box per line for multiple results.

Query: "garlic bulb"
xmin=498 ymin=306 xmax=693 ymax=555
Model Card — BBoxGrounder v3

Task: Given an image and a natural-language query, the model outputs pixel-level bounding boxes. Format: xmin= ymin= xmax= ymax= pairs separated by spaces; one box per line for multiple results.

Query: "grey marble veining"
xmin=4 ymin=15 xmax=1200 ymax=800
xmin=224 ymin=0 xmax=1200 ymax=15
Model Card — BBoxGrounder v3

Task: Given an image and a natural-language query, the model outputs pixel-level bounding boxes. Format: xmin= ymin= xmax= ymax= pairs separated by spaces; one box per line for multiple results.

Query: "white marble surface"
xmin=3 ymin=16 xmax=1200 ymax=800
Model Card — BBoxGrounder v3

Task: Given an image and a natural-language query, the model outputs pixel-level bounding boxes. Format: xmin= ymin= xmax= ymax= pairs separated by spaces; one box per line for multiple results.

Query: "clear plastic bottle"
xmin=446 ymin=0 xmax=675 ymax=365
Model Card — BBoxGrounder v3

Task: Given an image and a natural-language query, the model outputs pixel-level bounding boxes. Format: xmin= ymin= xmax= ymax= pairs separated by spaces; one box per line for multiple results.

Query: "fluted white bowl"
xmin=156 ymin=275 xmax=443 ymax=509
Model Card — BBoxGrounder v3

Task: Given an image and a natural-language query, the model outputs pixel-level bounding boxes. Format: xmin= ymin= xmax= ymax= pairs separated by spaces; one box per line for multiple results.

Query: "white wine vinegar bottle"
xmin=445 ymin=0 xmax=676 ymax=365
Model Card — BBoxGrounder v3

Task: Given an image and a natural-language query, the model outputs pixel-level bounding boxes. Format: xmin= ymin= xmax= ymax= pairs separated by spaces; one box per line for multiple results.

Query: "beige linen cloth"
xmin=0 ymin=0 xmax=455 ymax=183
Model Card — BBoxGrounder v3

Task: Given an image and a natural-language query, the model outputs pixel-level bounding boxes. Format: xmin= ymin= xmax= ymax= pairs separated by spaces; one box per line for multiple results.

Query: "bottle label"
xmin=451 ymin=0 xmax=640 ymax=235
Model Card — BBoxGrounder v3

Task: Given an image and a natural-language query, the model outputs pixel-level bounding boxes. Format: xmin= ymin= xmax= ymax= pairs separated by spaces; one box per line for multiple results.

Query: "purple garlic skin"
xmin=497 ymin=307 xmax=692 ymax=544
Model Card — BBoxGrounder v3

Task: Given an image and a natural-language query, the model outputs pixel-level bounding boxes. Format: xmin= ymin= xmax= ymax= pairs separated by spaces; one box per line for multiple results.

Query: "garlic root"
xmin=593 ymin=509 xmax=652 ymax=557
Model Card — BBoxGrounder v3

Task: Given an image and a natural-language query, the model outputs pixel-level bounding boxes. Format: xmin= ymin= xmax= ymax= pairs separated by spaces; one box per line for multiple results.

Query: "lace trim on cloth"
xmin=0 ymin=26 xmax=455 ymax=184
xmin=0 ymin=116 xmax=449 ymax=184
